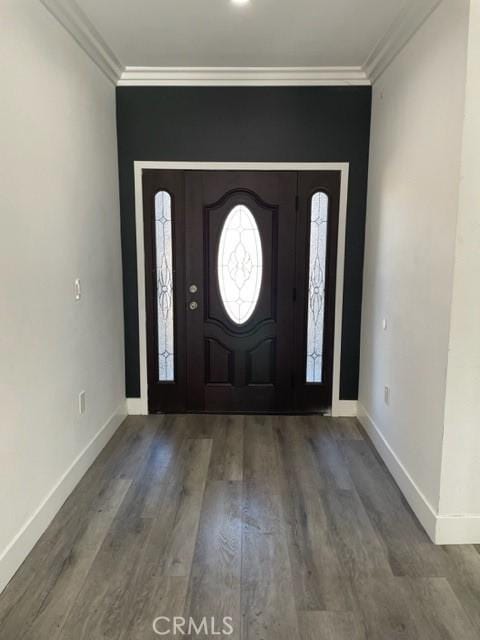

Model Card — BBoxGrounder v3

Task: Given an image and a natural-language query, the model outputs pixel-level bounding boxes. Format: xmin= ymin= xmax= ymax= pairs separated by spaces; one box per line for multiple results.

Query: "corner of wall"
xmin=0 ymin=402 xmax=127 ymax=594
xmin=436 ymin=0 xmax=480 ymax=534
xmin=356 ymin=403 xmax=438 ymax=542
xmin=357 ymin=0 xmax=475 ymax=546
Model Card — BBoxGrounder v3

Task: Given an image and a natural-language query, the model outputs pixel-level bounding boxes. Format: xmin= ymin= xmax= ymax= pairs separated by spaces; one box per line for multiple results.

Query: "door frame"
xmin=130 ymin=161 xmax=351 ymax=417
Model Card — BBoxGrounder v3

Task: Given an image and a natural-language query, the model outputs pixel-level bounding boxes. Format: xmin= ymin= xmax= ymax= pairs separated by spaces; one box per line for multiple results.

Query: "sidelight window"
xmin=218 ymin=204 xmax=263 ymax=325
xmin=155 ymin=191 xmax=175 ymax=381
xmin=306 ymin=192 xmax=329 ymax=383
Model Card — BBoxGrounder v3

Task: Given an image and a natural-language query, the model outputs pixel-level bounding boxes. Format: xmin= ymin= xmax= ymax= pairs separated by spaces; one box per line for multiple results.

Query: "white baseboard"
xmin=127 ymin=397 xmax=148 ymax=415
xmin=331 ymin=399 xmax=358 ymax=417
xmin=356 ymin=403 xmax=438 ymax=542
xmin=357 ymin=403 xmax=480 ymax=545
xmin=0 ymin=400 xmax=127 ymax=594
xmin=435 ymin=514 xmax=480 ymax=545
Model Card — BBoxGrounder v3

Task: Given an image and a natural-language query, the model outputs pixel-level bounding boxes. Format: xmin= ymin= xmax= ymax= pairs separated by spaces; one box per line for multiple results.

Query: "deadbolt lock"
xmin=189 ymin=284 xmax=198 ymax=294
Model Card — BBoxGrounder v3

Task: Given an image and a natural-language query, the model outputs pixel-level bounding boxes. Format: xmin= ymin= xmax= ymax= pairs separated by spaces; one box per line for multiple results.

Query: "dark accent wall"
xmin=116 ymin=86 xmax=371 ymax=399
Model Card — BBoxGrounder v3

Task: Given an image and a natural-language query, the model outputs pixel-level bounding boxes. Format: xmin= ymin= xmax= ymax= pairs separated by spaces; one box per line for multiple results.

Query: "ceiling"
xmin=76 ymin=0 xmax=409 ymax=68
xmin=41 ymin=0 xmax=441 ymax=84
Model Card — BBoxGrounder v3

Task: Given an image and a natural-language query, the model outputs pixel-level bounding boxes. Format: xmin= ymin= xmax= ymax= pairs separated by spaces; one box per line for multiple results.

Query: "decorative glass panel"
xmin=155 ymin=191 xmax=175 ymax=381
xmin=306 ymin=192 xmax=329 ymax=383
xmin=218 ymin=204 xmax=263 ymax=325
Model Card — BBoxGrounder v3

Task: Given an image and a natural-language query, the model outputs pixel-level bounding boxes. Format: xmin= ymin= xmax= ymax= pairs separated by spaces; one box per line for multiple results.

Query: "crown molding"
xmin=117 ymin=66 xmax=370 ymax=86
xmin=41 ymin=0 xmax=442 ymax=87
xmin=40 ymin=0 xmax=122 ymax=84
xmin=364 ymin=0 xmax=442 ymax=83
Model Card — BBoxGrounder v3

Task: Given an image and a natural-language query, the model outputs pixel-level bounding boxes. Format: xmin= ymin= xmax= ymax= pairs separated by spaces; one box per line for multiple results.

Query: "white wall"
xmin=439 ymin=0 xmax=480 ymax=531
xmin=0 ymin=0 xmax=125 ymax=591
xmin=359 ymin=0 xmax=469 ymax=537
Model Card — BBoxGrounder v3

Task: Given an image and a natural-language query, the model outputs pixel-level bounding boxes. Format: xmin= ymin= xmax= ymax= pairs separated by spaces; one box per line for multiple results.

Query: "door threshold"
xmin=150 ymin=409 xmax=332 ymax=416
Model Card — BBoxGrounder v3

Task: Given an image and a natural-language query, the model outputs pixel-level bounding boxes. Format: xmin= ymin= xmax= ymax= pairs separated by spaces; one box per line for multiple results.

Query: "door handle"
xmin=189 ymin=284 xmax=198 ymax=294
xmin=189 ymin=301 xmax=198 ymax=310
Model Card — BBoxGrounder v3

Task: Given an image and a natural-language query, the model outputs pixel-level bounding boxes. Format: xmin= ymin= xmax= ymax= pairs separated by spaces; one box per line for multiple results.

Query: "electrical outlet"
xmin=384 ymin=386 xmax=390 ymax=405
xmin=79 ymin=391 xmax=86 ymax=415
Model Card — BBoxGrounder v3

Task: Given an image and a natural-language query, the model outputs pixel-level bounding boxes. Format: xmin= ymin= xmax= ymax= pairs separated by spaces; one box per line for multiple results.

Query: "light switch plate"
xmin=74 ymin=278 xmax=81 ymax=301
xmin=79 ymin=391 xmax=86 ymax=415
xmin=384 ymin=386 xmax=390 ymax=405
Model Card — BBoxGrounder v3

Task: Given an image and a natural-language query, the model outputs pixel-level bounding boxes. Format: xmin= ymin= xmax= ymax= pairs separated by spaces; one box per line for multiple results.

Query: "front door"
xmin=143 ymin=169 xmax=340 ymax=414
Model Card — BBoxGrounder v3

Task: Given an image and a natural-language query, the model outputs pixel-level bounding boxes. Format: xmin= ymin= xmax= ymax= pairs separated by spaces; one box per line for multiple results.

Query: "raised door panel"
xmin=205 ymin=338 xmax=234 ymax=385
xmin=246 ymin=338 xmax=276 ymax=385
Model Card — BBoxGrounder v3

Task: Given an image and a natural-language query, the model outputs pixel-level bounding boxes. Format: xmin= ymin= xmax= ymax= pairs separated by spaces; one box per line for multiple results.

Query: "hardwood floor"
xmin=1 ymin=414 xmax=480 ymax=639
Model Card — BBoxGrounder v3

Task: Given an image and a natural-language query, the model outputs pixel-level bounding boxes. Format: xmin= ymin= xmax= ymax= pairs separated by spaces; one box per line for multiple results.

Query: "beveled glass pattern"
xmin=218 ymin=204 xmax=263 ymax=325
xmin=155 ymin=191 xmax=175 ymax=381
xmin=306 ymin=192 xmax=329 ymax=383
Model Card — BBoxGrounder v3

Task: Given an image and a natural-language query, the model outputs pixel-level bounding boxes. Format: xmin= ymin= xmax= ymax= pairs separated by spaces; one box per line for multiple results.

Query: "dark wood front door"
xmin=185 ymin=171 xmax=296 ymax=412
xmin=143 ymin=169 xmax=340 ymax=414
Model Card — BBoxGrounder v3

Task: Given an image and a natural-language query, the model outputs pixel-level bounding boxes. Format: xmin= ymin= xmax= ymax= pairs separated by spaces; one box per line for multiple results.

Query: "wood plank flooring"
xmin=1 ymin=414 xmax=480 ymax=639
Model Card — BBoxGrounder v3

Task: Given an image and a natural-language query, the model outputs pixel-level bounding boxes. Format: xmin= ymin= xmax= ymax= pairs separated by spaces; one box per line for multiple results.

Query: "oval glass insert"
xmin=217 ymin=204 xmax=263 ymax=324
